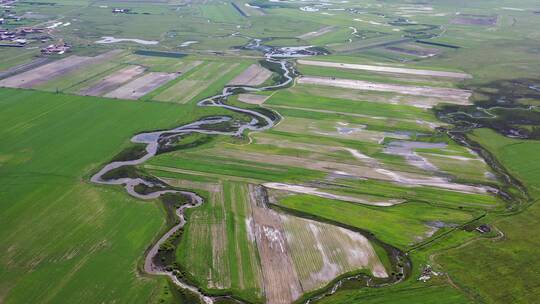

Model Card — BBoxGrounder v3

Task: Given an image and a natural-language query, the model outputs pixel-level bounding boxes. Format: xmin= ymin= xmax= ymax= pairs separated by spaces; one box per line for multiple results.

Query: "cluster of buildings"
xmin=0 ymin=27 xmax=46 ymax=47
xmin=41 ymin=41 xmax=70 ymax=55
xmin=0 ymin=0 xmax=70 ymax=54
xmin=0 ymin=26 xmax=69 ymax=54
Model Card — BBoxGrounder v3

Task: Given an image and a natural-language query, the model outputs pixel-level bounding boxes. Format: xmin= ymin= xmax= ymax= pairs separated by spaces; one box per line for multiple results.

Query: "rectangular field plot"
xmin=237 ymin=93 xmax=270 ymax=105
xmin=297 ymin=59 xmax=471 ymax=79
xmin=297 ymin=76 xmax=472 ymax=105
xmin=265 ymin=89 xmax=439 ymax=122
xmin=282 ymin=84 xmax=462 ymax=109
xmin=123 ymin=54 xmax=203 ymax=73
xmin=227 ymin=64 xmax=272 ymax=86
xmin=153 ymin=61 xmax=249 ymax=104
xmin=0 ymin=50 xmax=123 ymax=89
xmin=105 ymin=72 xmax=179 ymax=100
xmin=79 ymin=65 xmax=146 ymax=96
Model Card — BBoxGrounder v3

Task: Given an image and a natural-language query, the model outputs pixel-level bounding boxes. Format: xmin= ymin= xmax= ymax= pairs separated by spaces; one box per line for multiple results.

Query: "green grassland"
xmin=265 ymin=89 xmax=437 ymax=122
xmin=1 ymin=0 xmax=540 ymax=303
xmin=142 ymin=70 xmax=504 ymax=301
xmin=278 ymin=195 xmax=476 ymax=249
xmin=0 ymin=88 xmax=236 ymax=304
xmin=296 ymin=64 xmax=459 ymax=88
xmin=0 ymin=48 xmax=40 ymax=72
xmin=433 ymin=129 xmax=540 ymax=303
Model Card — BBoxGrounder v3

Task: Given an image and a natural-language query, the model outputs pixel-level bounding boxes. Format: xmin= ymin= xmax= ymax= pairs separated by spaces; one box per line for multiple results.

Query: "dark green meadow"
xmin=0 ymin=88 xmax=230 ymax=303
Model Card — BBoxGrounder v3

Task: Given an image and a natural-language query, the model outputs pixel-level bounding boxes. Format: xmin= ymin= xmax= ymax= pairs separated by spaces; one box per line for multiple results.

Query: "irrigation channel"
xmin=91 ymin=41 xmax=409 ymax=304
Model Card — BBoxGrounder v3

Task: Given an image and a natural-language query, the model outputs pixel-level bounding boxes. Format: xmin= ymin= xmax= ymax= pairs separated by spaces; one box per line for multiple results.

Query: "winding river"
xmin=91 ymin=55 xmax=295 ymax=303
xmin=90 ymin=40 xmax=413 ymax=303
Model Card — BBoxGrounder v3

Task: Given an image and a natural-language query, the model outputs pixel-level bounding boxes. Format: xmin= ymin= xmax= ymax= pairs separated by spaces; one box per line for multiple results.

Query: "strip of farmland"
xmin=297 ymin=59 xmax=471 ymax=79
xmin=0 ymin=50 xmax=123 ymax=89
xmin=105 ymin=72 xmax=179 ymax=100
xmin=228 ymin=64 xmax=273 ymax=86
xmin=80 ymin=65 xmax=146 ymax=96
xmin=263 ymin=182 xmax=404 ymax=206
xmin=154 ymin=62 xmax=242 ymax=104
xmin=297 ymin=76 xmax=472 ymax=103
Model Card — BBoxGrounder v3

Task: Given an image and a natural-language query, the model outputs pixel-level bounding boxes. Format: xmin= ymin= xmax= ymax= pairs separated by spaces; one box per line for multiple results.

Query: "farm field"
xmin=0 ymin=88 xmax=231 ymax=304
xmin=433 ymin=129 xmax=540 ymax=303
xmin=1 ymin=0 xmax=540 ymax=303
xmin=153 ymin=60 xmax=253 ymax=104
xmin=139 ymin=54 xmax=503 ymax=302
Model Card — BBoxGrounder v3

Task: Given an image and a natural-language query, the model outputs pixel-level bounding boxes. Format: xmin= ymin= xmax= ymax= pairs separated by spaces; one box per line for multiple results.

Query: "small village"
xmin=0 ymin=26 xmax=69 ymax=54
xmin=0 ymin=1 xmax=70 ymax=54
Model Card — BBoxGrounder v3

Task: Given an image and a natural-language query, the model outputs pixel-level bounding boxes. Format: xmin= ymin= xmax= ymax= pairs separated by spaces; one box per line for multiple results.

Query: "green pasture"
xmin=0 ymin=88 xmax=232 ymax=304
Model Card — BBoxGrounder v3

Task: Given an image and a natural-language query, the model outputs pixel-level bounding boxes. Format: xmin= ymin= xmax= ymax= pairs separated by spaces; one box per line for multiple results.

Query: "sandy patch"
xmin=228 ymin=64 xmax=272 ymax=86
xmin=0 ymin=50 xmax=122 ymax=89
xmin=297 ymin=59 xmax=471 ymax=79
xmin=237 ymin=93 xmax=269 ymax=105
xmin=104 ymin=72 xmax=178 ymax=100
xmin=298 ymin=76 xmax=472 ymax=103
xmin=80 ymin=65 xmax=146 ymax=96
